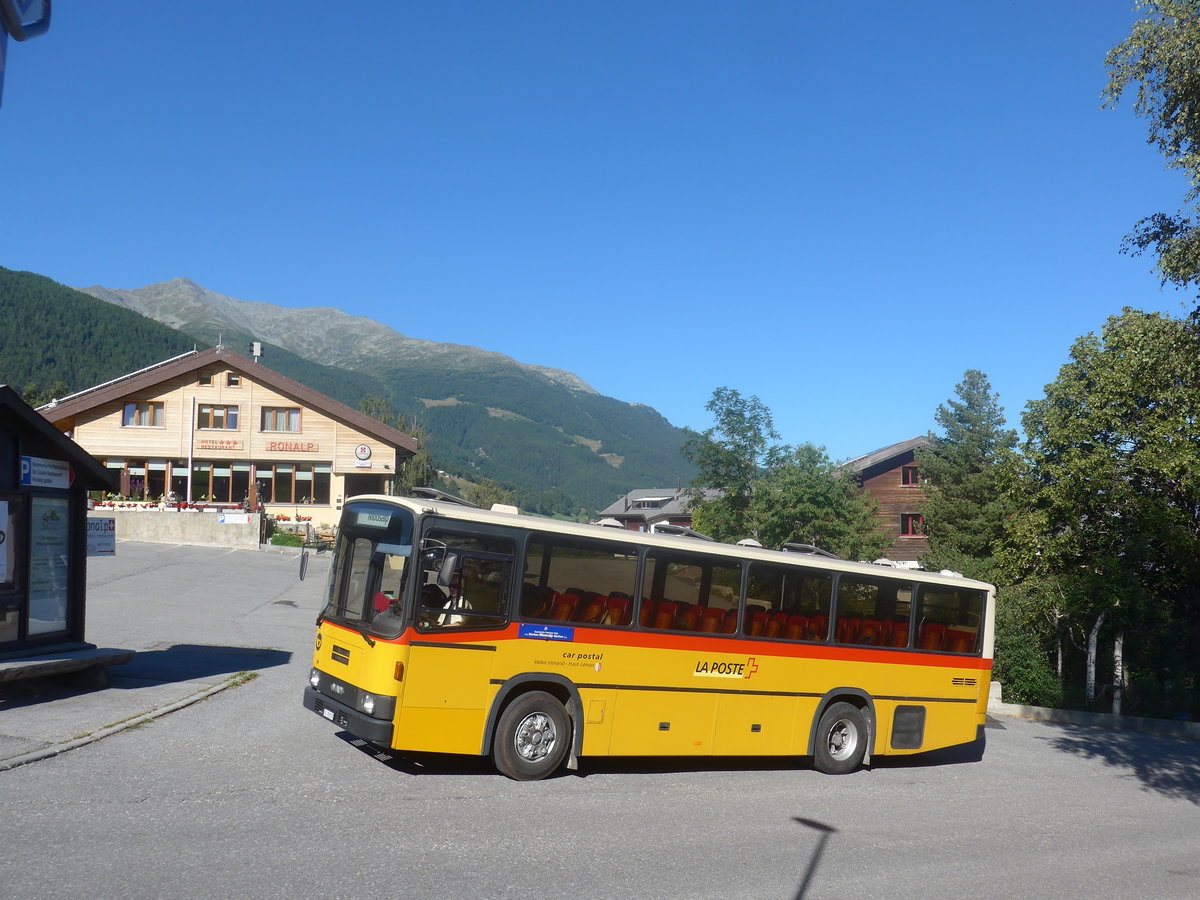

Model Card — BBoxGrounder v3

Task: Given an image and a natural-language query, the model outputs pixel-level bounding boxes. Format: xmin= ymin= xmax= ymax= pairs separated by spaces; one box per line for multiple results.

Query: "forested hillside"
xmin=0 ymin=267 xmax=195 ymax=399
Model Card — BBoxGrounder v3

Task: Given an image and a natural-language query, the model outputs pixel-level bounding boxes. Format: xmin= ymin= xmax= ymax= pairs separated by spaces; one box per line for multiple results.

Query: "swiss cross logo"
xmin=745 ymin=657 xmax=759 ymax=678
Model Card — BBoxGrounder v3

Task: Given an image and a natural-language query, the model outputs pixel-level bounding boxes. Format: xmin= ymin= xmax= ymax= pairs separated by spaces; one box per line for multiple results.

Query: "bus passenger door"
xmin=395 ymin=539 xmax=514 ymax=755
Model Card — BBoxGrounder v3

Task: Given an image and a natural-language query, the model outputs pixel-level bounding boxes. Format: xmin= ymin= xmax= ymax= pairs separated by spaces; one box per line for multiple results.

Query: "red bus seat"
xmin=549 ymin=593 xmax=580 ymax=621
xmin=699 ymin=607 xmax=724 ymax=633
xmin=837 ymin=617 xmax=861 ymax=644
xmin=745 ymin=610 xmax=767 ymax=637
xmin=652 ymin=601 xmax=679 ymax=630
xmin=784 ymin=615 xmax=809 ymax=640
xmin=888 ymin=621 xmax=910 ymax=648
xmin=856 ymin=618 xmax=883 ymax=645
xmin=574 ymin=596 xmax=608 ymax=623
xmin=720 ymin=608 xmax=739 ymax=634
xmin=944 ymin=630 xmax=975 ymax=653
xmin=605 ymin=596 xmax=632 ymax=626
xmin=918 ymin=622 xmax=946 ymax=650
xmin=766 ymin=612 xmax=789 ymax=638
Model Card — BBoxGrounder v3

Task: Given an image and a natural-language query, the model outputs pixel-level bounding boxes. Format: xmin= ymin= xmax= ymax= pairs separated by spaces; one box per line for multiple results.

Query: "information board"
xmin=28 ymin=496 xmax=70 ymax=635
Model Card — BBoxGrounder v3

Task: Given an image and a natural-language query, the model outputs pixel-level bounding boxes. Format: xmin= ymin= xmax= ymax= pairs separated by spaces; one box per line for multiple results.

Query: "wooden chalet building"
xmin=838 ymin=436 xmax=931 ymax=562
xmin=37 ymin=347 xmax=418 ymax=517
xmin=598 ymin=488 xmax=695 ymax=533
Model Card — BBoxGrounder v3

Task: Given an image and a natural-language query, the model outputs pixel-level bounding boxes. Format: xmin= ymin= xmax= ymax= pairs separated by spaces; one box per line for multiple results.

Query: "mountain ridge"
xmin=81 ymin=278 xmax=599 ymax=394
xmin=57 ymin=272 xmax=694 ymax=514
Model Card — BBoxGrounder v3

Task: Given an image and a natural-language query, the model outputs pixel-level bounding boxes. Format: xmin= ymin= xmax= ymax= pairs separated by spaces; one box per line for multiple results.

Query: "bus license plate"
xmin=322 ymin=708 xmax=335 ymax=721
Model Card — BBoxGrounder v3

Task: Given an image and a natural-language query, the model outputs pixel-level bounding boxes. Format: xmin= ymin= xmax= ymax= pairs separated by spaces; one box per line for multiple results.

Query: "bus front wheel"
xmin=813 ymin=702 xmax=868 ymax=775
xmin=493 ymin=691 xmax=570 ymax=781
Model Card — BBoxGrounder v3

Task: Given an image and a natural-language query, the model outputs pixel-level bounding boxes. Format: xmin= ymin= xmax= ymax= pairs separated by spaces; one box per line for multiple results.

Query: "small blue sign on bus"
xmin=518 ymin=623 xmax=574 ymax=642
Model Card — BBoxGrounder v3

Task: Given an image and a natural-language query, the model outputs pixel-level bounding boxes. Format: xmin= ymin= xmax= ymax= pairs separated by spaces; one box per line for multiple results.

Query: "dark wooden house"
xmin=839 ymin=436 xmax=931 ymax=562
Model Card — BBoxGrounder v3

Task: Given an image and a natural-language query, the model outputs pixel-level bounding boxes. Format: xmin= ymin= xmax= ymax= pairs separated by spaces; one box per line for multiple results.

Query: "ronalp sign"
xmin=266 ymin=441 xmax=318 ymax=453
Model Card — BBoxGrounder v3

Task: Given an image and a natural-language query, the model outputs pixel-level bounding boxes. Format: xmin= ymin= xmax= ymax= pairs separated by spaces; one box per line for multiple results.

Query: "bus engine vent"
xmin=890 ymin=705 xmax=926 ymax=750
xmin=332 ymin=645 xmax=351 ymax=665
xmin=951 ymin=677 xmax=977 ymax=687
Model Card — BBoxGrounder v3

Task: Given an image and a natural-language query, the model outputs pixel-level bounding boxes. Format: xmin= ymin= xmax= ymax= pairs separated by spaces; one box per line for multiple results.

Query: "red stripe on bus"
xmin=369 ymin=621 xmax=994 ymax=671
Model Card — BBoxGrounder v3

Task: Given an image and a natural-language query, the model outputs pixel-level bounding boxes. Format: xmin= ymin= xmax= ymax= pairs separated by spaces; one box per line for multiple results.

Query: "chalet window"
xmin=900 ymin=514 xmax=925 ymax=536
xmin=260 ymin=407 xmax=301 ymax=432
xmin=226 ymin=373 xmax=241 ymax=387
xmin=901 ymin=465 xmax=920 ymax=486
xmin=122 ymin=401 xmax=163 ymax=428
xmin=197 ymin=404 xmax=239 ymax=430
xmin=198 ymin=373 xmax=213 ymax=386
xmin=254 ymin=462 xmax=329 ymax=504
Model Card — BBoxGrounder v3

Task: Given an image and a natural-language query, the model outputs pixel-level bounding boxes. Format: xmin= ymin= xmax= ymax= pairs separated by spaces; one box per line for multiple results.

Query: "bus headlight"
xmin=361 ymin=694 xmax=376 ymax=716
xmin=309 ymin=668 xmax=321 ymax=688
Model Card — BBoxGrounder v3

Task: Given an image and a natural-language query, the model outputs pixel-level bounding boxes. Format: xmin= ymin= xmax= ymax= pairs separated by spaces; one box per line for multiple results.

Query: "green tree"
xmin=749 ymin=444 xmax=889 ymax=560
xmin=360 ymin=397 xmax=438 ymax=498
xmin=462 ymin=477 xmax=516 ymax=510
xmin=1002 ymin=309 xmax=1200 ymax=716
xmin=916 ymin=370 xmax=1018 ymax=581
xmin=682 ymin=388 xmax=777 ymax=542
xmin=393 ymin=418 xmax=437 ymax=497
xmin=684 ymin=388 xmax=886 ymax=556
xmin=359 ymin=394 xmax=397 ymax=428
xmin=1104 ymin=1 xmax=1200 ymax=302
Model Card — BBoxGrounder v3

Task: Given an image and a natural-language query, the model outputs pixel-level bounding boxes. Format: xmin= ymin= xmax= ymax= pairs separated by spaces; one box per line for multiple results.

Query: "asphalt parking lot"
xmin=2 ymin=542 xmax=1199 ymax=899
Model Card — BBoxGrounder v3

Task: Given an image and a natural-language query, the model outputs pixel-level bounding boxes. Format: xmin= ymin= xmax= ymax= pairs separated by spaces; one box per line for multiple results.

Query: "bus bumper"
xmin=303 ymin=686 xmax=394 ymax=745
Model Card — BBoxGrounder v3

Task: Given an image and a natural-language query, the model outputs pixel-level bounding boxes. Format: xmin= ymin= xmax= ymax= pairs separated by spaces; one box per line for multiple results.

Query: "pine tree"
xmin=916 ymin=370 xmax=1018 ymax=580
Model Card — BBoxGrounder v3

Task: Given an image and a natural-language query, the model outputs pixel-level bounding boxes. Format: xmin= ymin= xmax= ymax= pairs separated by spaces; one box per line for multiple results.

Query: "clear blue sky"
xmin=1 ymin=2 xmax=1189 ymax=462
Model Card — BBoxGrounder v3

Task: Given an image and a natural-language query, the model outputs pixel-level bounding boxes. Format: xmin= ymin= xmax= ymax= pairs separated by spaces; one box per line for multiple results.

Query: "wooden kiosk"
xmin=0 ymin=385 xmax=130 ymax=681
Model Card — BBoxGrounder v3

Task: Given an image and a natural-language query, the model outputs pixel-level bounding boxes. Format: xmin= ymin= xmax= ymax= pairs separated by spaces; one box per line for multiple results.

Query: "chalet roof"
xmin=36 ymin=347 xmax=420 ymax=454
xmin=0 ymin=385 xmax=117 ymax=491
xmin=599 ymin=487 xmax=701 ymax=519
xmin=838 ymin=436 xmax=932 ymax=474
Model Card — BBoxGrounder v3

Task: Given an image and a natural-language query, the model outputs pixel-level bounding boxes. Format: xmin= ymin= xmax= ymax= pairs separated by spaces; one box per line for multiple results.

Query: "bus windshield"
xmin=322 ymin=499 xmax=414 ymax=637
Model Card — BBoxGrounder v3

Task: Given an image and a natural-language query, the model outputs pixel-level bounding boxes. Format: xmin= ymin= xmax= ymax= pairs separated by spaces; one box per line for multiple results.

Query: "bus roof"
xmin=343 ymin=494 xmax=996 ymax=593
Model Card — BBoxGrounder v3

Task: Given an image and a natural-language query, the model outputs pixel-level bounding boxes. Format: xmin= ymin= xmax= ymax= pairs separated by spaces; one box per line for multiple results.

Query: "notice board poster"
xmin=28 ymin=496 xmax=70 ymax=635
xmin=0 ymin=494 xmax=20 ymax=591
xmin=0 ymin=499 xmax=8 ymax=584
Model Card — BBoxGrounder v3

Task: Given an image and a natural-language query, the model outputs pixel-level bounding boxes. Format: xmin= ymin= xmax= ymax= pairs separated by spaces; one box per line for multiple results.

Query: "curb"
xmin=0 ymin=673 xmax=247 ymax=773
xmin=987 ymin=698 xmax=1200 ymax=740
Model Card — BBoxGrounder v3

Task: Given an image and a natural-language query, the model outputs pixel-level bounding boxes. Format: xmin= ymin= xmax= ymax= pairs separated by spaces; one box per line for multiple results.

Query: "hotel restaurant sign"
xmin=195 ymin=440 xmax=320 ymax=452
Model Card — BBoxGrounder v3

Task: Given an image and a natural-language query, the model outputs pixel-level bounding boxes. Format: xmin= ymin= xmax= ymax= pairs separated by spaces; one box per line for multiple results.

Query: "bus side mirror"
xmin=299 ymin=549 xmax=309 ymax=582
xmin=437 ymin=552 xmax=460 ymax=588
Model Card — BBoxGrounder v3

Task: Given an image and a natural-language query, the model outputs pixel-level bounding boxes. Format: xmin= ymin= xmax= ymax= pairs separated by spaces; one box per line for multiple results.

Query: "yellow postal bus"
xmin=303 ymin=492 xmax=994 ymax=780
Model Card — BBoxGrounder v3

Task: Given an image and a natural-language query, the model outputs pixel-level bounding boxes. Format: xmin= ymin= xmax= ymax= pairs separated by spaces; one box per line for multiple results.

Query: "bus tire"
xmin=813 ymin=701 xmax=868 ymax=775
xmin=492 ymin=691 xmax=570 ymax=781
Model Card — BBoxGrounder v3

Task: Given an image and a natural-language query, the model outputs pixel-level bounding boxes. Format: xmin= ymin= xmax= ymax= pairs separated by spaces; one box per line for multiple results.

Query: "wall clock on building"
xmin=354 ymin=444 xmax=372 ymax=461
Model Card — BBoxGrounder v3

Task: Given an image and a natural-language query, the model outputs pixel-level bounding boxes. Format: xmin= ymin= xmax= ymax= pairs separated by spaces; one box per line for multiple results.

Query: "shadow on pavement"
xmin=329 ymin=731 xmax=988 ymax=781
xmin=0 ymin=644 xmax=291 ymax=712
xmin=870 ymin=729 xmax=988 ymax=771
xmin=336 ymin=734 xmax=496 ymax=777
xmin=1035 ymin=720 xmax=1200 ymax=805
xmin=110 ymin=644 xmax=291 ymax=686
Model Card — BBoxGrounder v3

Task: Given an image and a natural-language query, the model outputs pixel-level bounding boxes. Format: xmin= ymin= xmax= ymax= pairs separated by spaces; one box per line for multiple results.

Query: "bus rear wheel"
xmin=493 ymin=691 xmax=570 ymax=781
xmin=813 ymin=701 xmax=868 ymax=775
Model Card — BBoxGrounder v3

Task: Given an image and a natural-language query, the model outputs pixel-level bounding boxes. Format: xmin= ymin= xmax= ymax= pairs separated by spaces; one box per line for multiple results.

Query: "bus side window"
xmin=745 ymin=563 xmax=832 ymax=641
xmin=914 ymin=586 xmax=984 ymax=653
xmin=418 ymin=530 xmax=514 ymax=630
xmin=643 ymin=551 xmax=739 ymax=631
xmin=834 ymin=575 xmax=913 ymax=647
xmin=521 ymin=535 xmax=637 ymax=627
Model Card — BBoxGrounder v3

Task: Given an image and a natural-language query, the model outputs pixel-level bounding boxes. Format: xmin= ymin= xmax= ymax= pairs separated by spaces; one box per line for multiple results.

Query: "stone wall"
xmin=88 ymin=509 xmax=263 ymax=551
